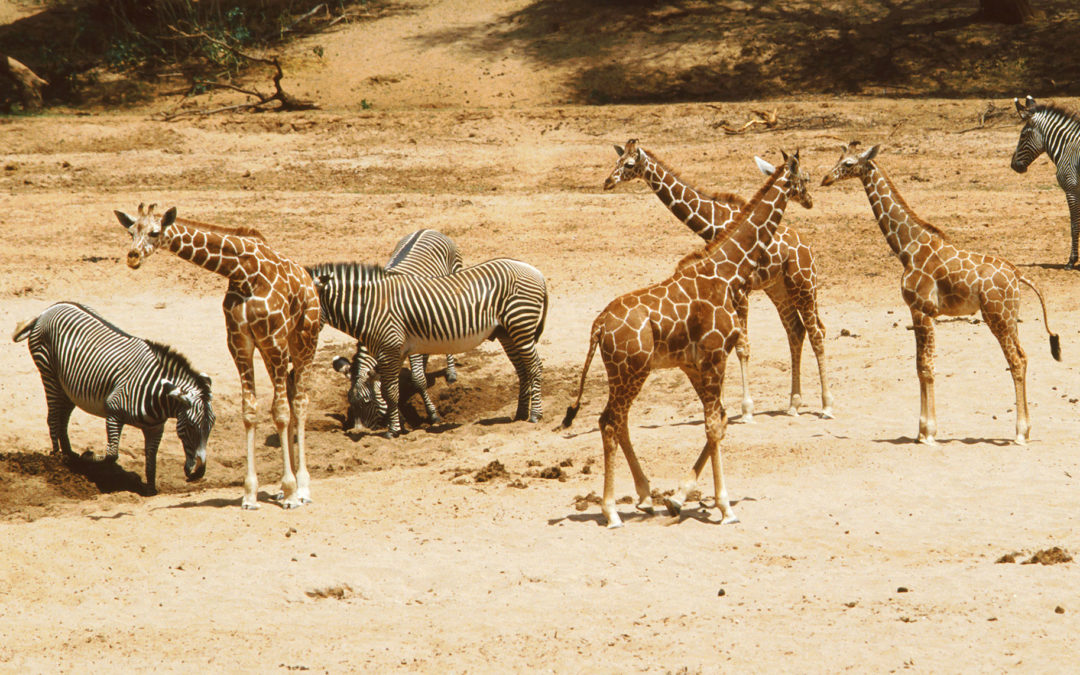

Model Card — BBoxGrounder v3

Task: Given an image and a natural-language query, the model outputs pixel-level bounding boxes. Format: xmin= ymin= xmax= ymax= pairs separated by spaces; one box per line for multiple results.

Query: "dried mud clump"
xmin=572 ymin=492 xmax=602 ymax=512
xmin=474 ymin=460 xmax=509 ymax=483
xmin=306 ymin=584 xmax=354 ymax=601
xmin=1023 ymin=547 xmax=1073 ymax=565
xmin=538 ymin=466 xmax=565 ymax=480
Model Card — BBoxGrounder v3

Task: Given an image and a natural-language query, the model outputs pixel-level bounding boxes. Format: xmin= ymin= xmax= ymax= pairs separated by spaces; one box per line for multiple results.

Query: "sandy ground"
xmin=3 ymin=2 xmax=1080 ymax=672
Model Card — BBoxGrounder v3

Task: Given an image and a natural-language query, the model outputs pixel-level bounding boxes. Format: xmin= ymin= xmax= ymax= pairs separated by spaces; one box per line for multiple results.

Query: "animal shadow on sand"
xmin=549 ymin=497 xmax=757 ymax=528
xmin=875 ymin=436 xmax=1013 ymax=447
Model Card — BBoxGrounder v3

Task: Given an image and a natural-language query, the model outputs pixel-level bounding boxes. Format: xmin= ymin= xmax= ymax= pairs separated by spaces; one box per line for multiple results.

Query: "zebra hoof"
xmin=429 ymin=413 xmax=443 ymax=424
xmin=527 ymin=413 xmax=542 ymax=423
xmin=445 ymin=372 xmax=458 ymax=384
xmin=381 ymin=430 xmax=400 ymax=439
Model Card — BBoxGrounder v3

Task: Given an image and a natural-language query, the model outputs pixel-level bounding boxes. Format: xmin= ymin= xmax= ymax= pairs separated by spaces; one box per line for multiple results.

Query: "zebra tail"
xmin=11 ymin=316 xmax=37 ymax=342
xmin=557 ymin=318 xmax=603 ymax=431
xmin=1019 ymin=275 xmax=1061 ymax=362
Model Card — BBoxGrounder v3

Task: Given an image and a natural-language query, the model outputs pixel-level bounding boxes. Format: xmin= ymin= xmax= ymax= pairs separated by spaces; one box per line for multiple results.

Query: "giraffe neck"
xmin=641 ymin=152 xmax=740 ymax=242
xmin=860 ymin=162 xmax=938 ymax=259
xmin=165 ymin=220 xmax=255 ymax=281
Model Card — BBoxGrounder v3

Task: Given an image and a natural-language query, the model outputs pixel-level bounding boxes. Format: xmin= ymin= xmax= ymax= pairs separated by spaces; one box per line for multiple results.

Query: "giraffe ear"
xmin=861 ymin=145 xmax=880 ymax=161
xmin=115 ymin=210 xmax=136 ymax=230
xmin=613 ymin=144 xmax=625 ymax=156
xmin=780 ymin=149 xmax=790 ymax=163
xmin=753 ymin=156 xmax=776 ymax=176
xmin=161 ymin=206 xmax=178 ymax=230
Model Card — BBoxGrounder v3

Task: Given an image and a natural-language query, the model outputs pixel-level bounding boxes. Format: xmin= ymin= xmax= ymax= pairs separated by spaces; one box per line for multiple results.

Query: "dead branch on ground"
xmin=157 ymin=27 xmax=318 ymax=121
xmin=716 ymin=108 xmax=780 ymax=135
xmin=956 ymin=101 xmax=1012 ymax=133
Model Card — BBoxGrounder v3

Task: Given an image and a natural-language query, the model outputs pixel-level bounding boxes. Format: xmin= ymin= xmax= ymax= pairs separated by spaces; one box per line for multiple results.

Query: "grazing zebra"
xmin=332 ymin=229 xmax=463 ymax=430
xmin=12 ymin=301 xmax=215 ymax=495
xmin=1011 ymin=95 xmax=1080 ymax=268
xmin=309 ymin=259 xmax=548 ymax=436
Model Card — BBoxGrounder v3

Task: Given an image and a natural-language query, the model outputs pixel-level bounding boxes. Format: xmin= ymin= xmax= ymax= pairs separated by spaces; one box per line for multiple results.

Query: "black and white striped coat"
xmin=310 ymin=258 xmax=548 ymax=436
xmin=331 ymin=229 xmax=463 ymax=430
xmin=12 ymin=302 xmax=215 ymax=494
xmin=1012 ymin=96 xmax=1080 ymax=267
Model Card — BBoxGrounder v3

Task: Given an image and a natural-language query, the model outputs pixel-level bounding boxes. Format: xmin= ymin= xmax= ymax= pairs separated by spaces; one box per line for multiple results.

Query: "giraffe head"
xmin=820 ymin=142 xmax=880 ymax=186
xmin=1010 ymin=95 xmax=1044 ymax=174
xmin=603 ymin=139 xmax=648 ymax=190
xmin=115 ymin=203 xmax=178 ymax=269
xmin=777 ymin=149 xmax=813 ymax=209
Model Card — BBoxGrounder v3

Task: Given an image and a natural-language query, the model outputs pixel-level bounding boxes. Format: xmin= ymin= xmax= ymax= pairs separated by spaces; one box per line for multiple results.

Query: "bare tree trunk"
xmin=0 ymin=55 xmax=48 ymax=110
xmin=978 ymin=0 xmax=1037 ymax=24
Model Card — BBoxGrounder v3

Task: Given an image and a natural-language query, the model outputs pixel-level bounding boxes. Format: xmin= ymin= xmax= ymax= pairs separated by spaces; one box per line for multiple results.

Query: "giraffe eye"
xmin=149 ymin=228 xmax=161 ymax=237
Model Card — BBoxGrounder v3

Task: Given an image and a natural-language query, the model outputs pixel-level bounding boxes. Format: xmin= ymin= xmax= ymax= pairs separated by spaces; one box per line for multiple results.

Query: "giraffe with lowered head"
xmin=821 ymin=143 xmax=1061 ymax=445
xmin=604 ymin=139 xmax=832 ymax=421
xmin=117 ymin=203 xmax=321 ymax=508
xmin=561 ymin=150 xmax=812 ymax=528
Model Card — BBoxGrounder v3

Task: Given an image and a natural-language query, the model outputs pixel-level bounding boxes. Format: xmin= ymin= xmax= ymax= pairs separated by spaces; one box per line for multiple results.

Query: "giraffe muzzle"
xmin=126 ymin=250 xmax=142 ymax=269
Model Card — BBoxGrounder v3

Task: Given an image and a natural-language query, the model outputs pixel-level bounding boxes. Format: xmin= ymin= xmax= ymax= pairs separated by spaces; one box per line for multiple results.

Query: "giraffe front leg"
xmin=912 ymin=310 xmax=937 ymax=445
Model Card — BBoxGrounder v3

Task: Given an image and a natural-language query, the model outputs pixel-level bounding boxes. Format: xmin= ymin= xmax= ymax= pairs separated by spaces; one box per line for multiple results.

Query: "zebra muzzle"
xmin=184 ymin=456 xmax=205 ymax=481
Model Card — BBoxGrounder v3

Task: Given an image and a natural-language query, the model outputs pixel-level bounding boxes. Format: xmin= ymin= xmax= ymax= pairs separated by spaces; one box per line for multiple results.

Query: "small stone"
xmin=1056 ymin=606 xmax=1065 ymax=614
xmin=717 ymin=588 xmax=726 ymax=597
xmin=897 ymin=586 xmax=909 ymax=593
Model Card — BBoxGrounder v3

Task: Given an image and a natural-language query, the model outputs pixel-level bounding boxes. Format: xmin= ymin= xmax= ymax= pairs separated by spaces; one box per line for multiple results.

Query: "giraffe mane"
xmin=177 ymin=217 xmax=268 ymax=243
xmin=644 ymin=148 xmax=748 ymax=209
xmin=675 ymin=163 xmax=783 ymax=269
xmin=872 ymin=163 xmax=948 ymax=238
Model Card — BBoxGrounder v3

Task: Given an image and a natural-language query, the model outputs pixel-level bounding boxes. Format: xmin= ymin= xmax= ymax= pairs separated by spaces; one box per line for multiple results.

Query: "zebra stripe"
xmin=13 ymin=301 xmax=215 ymax=494
xmin=338 ymin=230 xmax=464 ymax=430
xmin=1011 ymin=98 xmax=1080 ymax=267
xmin=309 ymin=258 xmax=548 ymax=436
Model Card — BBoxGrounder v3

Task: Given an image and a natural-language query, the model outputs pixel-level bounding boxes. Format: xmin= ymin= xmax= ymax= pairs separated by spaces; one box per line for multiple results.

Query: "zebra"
xmin=12 ymin=302 xmax=215 ymax=495
xmin=308 ymin=258 xmax=548 ymax=437
xmin=1011 ymin=95 xmax=1080 ymax=268
xmin=331 ymin=229 xmax=463 ymax=430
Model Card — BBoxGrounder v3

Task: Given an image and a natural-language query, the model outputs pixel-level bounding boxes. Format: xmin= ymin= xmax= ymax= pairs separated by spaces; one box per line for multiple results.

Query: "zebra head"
xmin=114 ymin=203 xmax=178 ymax=269
xmin=332 ymin=351 xmax=386 ymax=431
xmin=164 ymin=376 xmax=214 ymax=481
xmin=1011 ymin=95 xmax=1045 ymax=174
xmin=820 ymin=141 xmax=880 ymax=187
xmin=604 ymin=139 xmax=647 ymax=190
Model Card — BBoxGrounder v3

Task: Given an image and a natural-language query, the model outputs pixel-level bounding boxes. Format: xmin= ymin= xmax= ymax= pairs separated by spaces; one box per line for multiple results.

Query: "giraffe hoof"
xmin=636 ymin=497 xmax=655 ymax=514
xmin=734 ymin=415 xmax=755 ymax=425
xmin=821 ymin=408 xmax=835 ymax=420
xmin=605 ymin=516 xmax=624 ymax=529
xmin=785 ymin=406 xmax=800 ymax=417
xmin=280 ymin=498 xmax=302 ymax=510
xmin=241 ymin=500 xmax=260 ymax=510
xmin=664 ymin=497 xmax=684 ymax=516
xmin=917 ymin=435 xmax=937 ymax=446
xmin=1015 ymin=435 xmax=1029 ymax=446
xmin=721 ymin=513 xmax=741 ymax=525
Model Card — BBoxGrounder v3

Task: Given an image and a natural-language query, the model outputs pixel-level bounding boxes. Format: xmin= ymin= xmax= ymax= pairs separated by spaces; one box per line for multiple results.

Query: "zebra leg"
xmin=444 ymin=354 xmax=458 ymax=384
xmin=44 ymin=393 xmax=76 ymax=459
xmin=1066 ymin=191 xmax=1080 ymax=268
xmin=84 ymin=416 xmax=123 ymax=464
xmin=498 ymin=335 xmax=543 ymax=422
xmin=140 ymin=425 xmax=164 ymax=496
xmin=409 ymin=354 xmax=442 ymax=423
xmin=377 ymin=352 xmax=404 ymax=437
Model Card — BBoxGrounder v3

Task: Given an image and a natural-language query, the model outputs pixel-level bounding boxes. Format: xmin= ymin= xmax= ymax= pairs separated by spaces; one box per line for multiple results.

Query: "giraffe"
xmin=821 ymin=143 xmax=1061 ymax=445
xmin=561 ymin=150 xmax=813 ymax=528
xmin=116 ymin=203 xmax=321 ymax=509
xmin=604 ymin=139 xmax=832 ymax=422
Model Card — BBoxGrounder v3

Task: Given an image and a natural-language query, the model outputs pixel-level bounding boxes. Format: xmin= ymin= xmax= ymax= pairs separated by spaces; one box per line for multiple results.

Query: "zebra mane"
xmin=305 ymin=261 xmax=393 ymax=282
xmin=1033 ymin=102 xmax=1080 ymax=129
xmin=146 ymin=340 xmax=212 ymax=397
xmin=675 ymin=162 xmax=783 ymax=269
xmin=644 ymin=148 xmax=748 ymax=209
xmin=177 ymin=217 xmax=267 ymax=243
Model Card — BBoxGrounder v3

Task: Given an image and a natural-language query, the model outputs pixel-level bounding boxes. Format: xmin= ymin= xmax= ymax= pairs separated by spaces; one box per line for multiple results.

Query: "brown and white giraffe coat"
xmin=117 ymin=203 xmax=321 ymax=509
xmin=604 ymin=139 xmax=832 ymax=421
xmin=821 ymin=143 xmax=1061 ymax=445
xmin=563 ymin=151 xmax=812 ymax=528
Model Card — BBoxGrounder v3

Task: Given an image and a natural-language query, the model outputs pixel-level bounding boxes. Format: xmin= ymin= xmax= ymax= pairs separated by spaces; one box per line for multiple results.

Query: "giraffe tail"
xmin=1019 ymin=275 xmax=1061 ymax=362
xmin=557 ymin=316 xmax=604 ymax=431
xmin=12 ymin=316 xmax=37 ymax=342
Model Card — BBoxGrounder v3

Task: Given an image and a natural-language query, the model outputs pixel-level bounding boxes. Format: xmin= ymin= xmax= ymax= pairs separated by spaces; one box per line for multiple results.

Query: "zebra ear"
xmin=162 ymin=381 xmax=193 ymax=410
xmin=315 ymin=274 xmax=332 ymax=291
xmin=332 ymin=356 xmax=352 ymax=375
xmin=1015 ymin=97 xmax=1033 ymax=120
xmin=115 ymin=210 xmax=136 ymax=231
xmin=613 ymin=144 xmax=625 ymax=156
